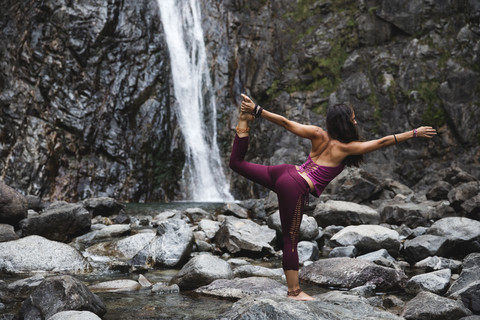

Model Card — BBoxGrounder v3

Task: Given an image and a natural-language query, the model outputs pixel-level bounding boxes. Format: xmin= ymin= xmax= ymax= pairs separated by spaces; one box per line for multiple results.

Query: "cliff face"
xmin=1 ymin=0 xmax=479 ymax=201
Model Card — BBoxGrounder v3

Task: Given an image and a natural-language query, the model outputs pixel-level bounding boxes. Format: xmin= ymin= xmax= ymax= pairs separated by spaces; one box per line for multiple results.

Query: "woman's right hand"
xmin=240 ymin=94 xmax=255 ymax=114
xmin=416 ymin=126 xmax=437 ymax=138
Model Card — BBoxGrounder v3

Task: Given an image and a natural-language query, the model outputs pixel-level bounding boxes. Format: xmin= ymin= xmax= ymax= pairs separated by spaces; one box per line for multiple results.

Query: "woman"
xmin=229 ymin=94 xmax=437 ymax=301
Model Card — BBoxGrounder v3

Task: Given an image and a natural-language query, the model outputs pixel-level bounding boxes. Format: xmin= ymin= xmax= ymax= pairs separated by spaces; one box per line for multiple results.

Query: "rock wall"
xmin=1 ymin=0 xmax=479 ymax=202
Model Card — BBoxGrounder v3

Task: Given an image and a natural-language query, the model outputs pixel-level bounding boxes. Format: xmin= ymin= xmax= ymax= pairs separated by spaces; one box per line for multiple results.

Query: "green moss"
xmin=368 ymin=7 xmax=378 ymax=16
xmin=417 ymin=81 xmax=447 ymax=128
xmin=368 ymin=91 xmax=382 ymax=131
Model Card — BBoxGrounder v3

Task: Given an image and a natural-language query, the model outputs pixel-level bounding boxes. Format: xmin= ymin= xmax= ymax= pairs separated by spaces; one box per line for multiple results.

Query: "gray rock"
xmin=330 ymin=225 xmax=401 ymax=256
xmin=329 ymin=245 xmax=358 ymax=258
xmin=216 ymin=216 xmax=276 ymax=256
xmin=447 ymin=253 xmax=480 ymax=295
xmin=403 ymin=235 xmax=450 ymax=263
xmin=427 ymin=217 xmax=480 ymax=256
xmin=19 ymin=202 xmax=91 ymax=242
xmin=426 ymin=181 xmax=454 ymax=201
xmin=405 ymin=269 xmax=451 ymax=295
xmin=222 ymin=202 xmax=249 ymax=219
xmin=216 ymin=290 xmax=403 ymax=320
xmin=131 ymin=218 xmax=194 ymax=268
xmin=88 ymin=280 xmax=141 ymax=293
xmin=233 ymin=265 xmax=284 ymax=278
xmin=195 ymin=277 xmax=286 ymax=300
xmin=324 ymin=168 xmax=384 ymax=203
xmin=401 ymin=291 xmax=472 ymax=320
xmin=170 ymin=254 xmax=233 ymax=290
xmin=81 ymin=197 xmax=125 ymax=217
xmin=450 ymin=280 xmax=480 ymax=315
xmin=313 ymin=200 xmax=379 ymax=228
xmin=0 ymin=181 xmax=28 ymax=226
xmin=47 ymin=311 xmax=102 ymax=320
xmin=299 ymin=257 xmax=407 ymax=291
xmin=298 ymin=241 xmax=320 ymax=263
xmin=197 ymin=219 xmax=221 ymax=240
xmin=357 ymin=249 xmax=396 ymax=262
xmin=458 ymin=316 xmax=480 ymax=320
xmin=86 ymin=232 xmax=155 ymax=260
xmin=0 ymin=235 xmax=91 ymax=274
xmin=414 ymin=256 xmax=462 ymax=273
xmin=184 ymin=207 xmax=212 ymax=223
xmin=4 ymin=275 xmax=45 ymax=301
xmin=151 ymin=283 xmax=180 ymax=294
xmin=0 ymin=224 xmax=19 ymax=242
xmin=448 ymin=182 xmax=479 ymax=210
xmin=380 ymin=201 xmax=447 ymax=228
xmin=20 ymin=275 xmax=106 ymax=320
xmin=462 ymin=193 xmax=480 ymax=220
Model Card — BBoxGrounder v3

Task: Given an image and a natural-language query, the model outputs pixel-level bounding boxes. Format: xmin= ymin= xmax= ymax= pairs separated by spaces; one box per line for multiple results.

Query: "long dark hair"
xmin=327 ymin=104 xmax=364 ymax=167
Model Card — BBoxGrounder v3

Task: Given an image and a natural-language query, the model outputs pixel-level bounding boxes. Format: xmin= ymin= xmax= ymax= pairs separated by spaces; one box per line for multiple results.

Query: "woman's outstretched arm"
xmin=339 ymin=127 xmax=437 ymax=156
xmin=240 ymin=94 xmax=321 ymax=140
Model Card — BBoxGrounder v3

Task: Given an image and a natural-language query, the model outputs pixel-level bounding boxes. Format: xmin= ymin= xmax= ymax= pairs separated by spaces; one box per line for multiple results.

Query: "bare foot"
xmin=287 ymin=290 xmax=315 ymax=301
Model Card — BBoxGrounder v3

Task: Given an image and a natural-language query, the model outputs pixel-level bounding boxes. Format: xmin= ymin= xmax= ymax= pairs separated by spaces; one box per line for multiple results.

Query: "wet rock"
xmin=170 ymin=254 xmax=233 ymax=290
xmin=217 ymin=290 xmax=403 ymax=320
xmin=19 ymin=202 xmax=91 ymax=242
xmin=299 ymin=257 xmax=407 ymax=291
xmin=298 ymin=241 xmax=320 ymax=263
xmin=328 ymin=245 xmax=357 ymax=258
xmin=20 ymin=275 xmax=106 ymax=320
xmin=401 ymin=291 xmax=472 ymax=320
xmin=403 ymin=235 xmax=450 ymax=263
xmin=112 ymin=210 xmax=131 ymax=224
xmin=2 ymin=275 xmax=45 ymax=302
xmin=88 ymin=280 xmax=142 ymax=293
xmin=324 ymin=168 xmax=384 ymax=203
xmin=330 ymin=225 xmax=401 ymax=256
xmin=197 ymin=219 xmax=221 ymax=240
xmin=0 ymin=224 xmax=18 ymax=242
xmin=380 ymin=201 xmax=448 ymax=228
xmin=233 ymin=265 xmax=284 ymax=279
xmin=414 ymin=256 xmax=462 ymax=273
xmin=0 ymin=181 xmax=28 ymax=226
xmin=266 ymin=211 xmax=319 ymax=241
xmin=152 ymin=210 xmax=182 ymax=223
xmin=0 ymin=235 xmax=91 ymax=274
xmin=427 ymin=217 xmax=480 ymax=257
xmin=131 ymin=218 xmax=194 ymax=268
xmin=151 ymin=283 xmax=180 ymax=294
xmin=216 ymin=216 xmax=276 ymax=256
xmin=405 ymin=269 xmax=451 ymax=295
xmin=195 ymin=277 xmax=286 ymax=299
xmin=313 ymin=200 xmax=379 ymax=228
xmin=81 ymin=197 xmax=125 ymax=217
xmin=137 ymin=274 xmax=152 ymax=288
xmin=47 ymin=311 xmax=102 ymax=320
xmin=222 ymin=203 xmax=249 ymax=219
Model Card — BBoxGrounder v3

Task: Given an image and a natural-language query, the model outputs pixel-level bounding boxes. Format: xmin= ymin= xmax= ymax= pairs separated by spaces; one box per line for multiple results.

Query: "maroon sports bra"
xmin=297 ymin=155 xmax=344 ymax=197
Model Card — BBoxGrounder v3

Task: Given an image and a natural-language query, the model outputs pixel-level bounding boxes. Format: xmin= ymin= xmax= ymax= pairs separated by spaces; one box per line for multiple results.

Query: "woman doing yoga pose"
xmin=229 ymin=94 xmax=437 ymax=301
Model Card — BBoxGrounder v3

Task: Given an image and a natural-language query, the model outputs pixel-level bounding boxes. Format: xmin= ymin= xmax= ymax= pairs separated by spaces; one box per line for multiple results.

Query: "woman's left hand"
xmin=416 ymin=126 xmax=437 ymax=138
xmin=240 ymin=94 xmax=255 ymax=114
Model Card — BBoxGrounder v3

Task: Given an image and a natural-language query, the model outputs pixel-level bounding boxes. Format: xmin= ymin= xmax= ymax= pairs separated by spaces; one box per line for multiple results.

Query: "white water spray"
xmin=157 ymin=0 xmax=233 ymax=202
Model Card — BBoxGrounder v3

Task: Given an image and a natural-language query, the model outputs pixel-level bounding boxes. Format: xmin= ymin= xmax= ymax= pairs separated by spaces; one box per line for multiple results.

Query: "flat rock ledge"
xmin=195 ymin=277 xmax=286 ymax=299
xmin=216 ymin=291 xmax=403 ymax=320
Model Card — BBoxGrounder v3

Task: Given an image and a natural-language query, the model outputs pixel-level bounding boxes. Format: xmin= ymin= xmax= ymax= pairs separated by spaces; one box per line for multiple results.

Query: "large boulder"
xmin=405 ymin=269 xmax=452 ymax=295
xmin=313 ymin=200 xmax=379 ymax=228
xmin=195 ymin=277 xmax=286 ymax=300
xmin=131 ymin=219 xmax=194 ymax=268
xmin=403 ymin=235 xmax=450 ymax=263
xmin=0 ymin=223 xmax=19 ymax=242
xmin=216 ymin=291 xmax=403 ymax=320
xmin=266 ymin=211 xmax=319 ymax=241
xmin=330 ymin=225 xmax=401 ymax=256
xmin=299 ymin=257 xmax=407 ymax=291
xmin=0 ymin=235 xmax=91 ymax=274
xmin=170 ymin=254 xmax=233 ymax=290
xmin=216 ymin=216 xmax=276 ymax=256
xmin=401 ymin=291 xmax=472 ymax=320
xmin=380 ymin=200 xmax=448 ymax=228
xmin=20 ymin=275 xmax=106 ymax=320
xmin=81 ymin=197 xmax=125 ymax=217
xmin=0 ymin=181 xmax=28 ymax=226
xmin=427 ymin=217 xmax=480 ymax=257
xmin=47 ymin=311 xmax=102 ymax=320
xmin=19 ymin=202 xmax=91 ymax=242
xmin=447 ymin=253 xmax=480 ymax=313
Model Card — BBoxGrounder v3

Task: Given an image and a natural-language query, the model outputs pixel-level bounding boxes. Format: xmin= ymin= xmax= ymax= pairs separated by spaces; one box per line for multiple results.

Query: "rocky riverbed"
xmin=1 ymin=164 xmax=480 ymax=319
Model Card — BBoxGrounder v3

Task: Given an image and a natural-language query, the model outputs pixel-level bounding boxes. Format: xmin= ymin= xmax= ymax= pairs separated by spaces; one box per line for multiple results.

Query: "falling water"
xmin=157 ymin=0 xmax=233 ymax=202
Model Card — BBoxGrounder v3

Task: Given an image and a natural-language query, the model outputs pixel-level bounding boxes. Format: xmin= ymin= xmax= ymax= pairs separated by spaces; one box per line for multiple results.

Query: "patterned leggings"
xmin=229 ymin=134 xmax=309 ymax=270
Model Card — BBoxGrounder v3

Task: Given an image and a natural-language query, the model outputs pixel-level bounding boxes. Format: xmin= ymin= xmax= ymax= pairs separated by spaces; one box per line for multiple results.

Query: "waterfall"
xmin=157 ymin=0 xmax=233 ymax=202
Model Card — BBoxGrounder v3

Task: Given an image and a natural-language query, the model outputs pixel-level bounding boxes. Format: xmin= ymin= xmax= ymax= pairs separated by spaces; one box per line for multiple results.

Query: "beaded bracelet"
xmin=413 ymin=128 xmax=418 ymax=138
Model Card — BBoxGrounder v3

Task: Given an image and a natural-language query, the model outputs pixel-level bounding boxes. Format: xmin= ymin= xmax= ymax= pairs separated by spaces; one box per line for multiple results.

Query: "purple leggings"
xmin=229 ymin=134 xmax=310 ymax=271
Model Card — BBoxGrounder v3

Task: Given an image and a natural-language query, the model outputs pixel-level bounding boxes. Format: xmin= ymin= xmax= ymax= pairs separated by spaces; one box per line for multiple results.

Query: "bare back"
xmin=308 ymin=128 xmax=346 ymax=167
